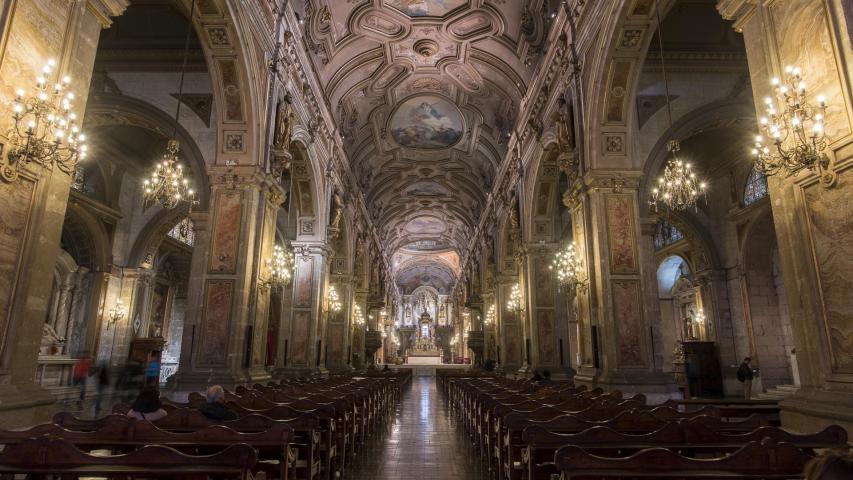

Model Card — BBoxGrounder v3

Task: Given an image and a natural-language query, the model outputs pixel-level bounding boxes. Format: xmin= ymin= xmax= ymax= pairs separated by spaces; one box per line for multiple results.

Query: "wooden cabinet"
xmin=682 ymin=341 xmax=723 ymax=398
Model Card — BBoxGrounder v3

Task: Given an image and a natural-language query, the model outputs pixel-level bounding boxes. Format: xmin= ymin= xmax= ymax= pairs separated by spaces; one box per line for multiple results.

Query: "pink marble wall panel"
xmin=612 ymin=279 xmax=645 ymax=367
xmin=291 ymin=311 xmax=310 ymax=366
xmin=804 ymin=182 xmax=853 ymax=373
xmin=606 ymin=194 xmax=638 ymax=274
xmin=199 ymin=280 xmax=234 ymax=366
xmin=0 ymin=178 xmax=36 ymax=359
xmin=209 ymin=190 xmax=242 ymax=273
xmin=537 ymin=310 xmax=556 ymax=364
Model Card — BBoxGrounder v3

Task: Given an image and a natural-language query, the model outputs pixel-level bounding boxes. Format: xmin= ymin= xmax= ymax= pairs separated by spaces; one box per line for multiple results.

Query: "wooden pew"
xmin=0 ymin=435 xmax=258 ymax=479
xmin=553 ymin=438 xmax=814 ymax=479
xmin=524 ymin=423 xmax=847 ymax=480
xmin=0 ymin=418 xmax=294 ymax=479
xmin=55 ymin=411 xmax=321 ymax=480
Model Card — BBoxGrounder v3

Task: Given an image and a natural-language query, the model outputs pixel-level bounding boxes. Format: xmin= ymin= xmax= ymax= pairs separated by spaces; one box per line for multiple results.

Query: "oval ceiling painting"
xmin=405 ymin=215 xmax=447 ymax=235
xmin=387 ymin=0 xmax=467 ymax=18
xmin=390 ymin=95 xmax=463 ymax=149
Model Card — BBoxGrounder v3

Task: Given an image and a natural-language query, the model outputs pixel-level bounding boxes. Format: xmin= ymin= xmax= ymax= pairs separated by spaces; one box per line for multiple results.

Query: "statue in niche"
xmin=554 ymin=97 xmax=576 ymax=152
xmin=273 ymin=95 xmax=295 ymax=152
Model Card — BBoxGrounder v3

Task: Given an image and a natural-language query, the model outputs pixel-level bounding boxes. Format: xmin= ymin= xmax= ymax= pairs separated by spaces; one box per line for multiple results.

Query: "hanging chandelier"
xmin=650 ymin=140 xmax=707 ymax=212
xmin=327 ymin=285 xmax=342 ymax=312
xmin=263 ymin=243 xmax=294 ymax=288
xmin=507 ymin=283 xmax=523 ymax=312
xmin=753 ymin=65 xmax=832 ymax=182
xmin=551 ymin=241 xmax=588 ymax=293
xmin=143 ymin=140 xmax=196 ymax=209
xmin=648 ymin=3 xmax=708 ymax=212
xmin=3 ymin=59 xmax=87 ymax=181
xmin=141 ymin=0 xmax=198 ymax=210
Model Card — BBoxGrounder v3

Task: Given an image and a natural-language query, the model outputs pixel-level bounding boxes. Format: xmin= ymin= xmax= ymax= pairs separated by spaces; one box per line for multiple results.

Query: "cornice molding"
xmin=86 ymin=0 xmax=130 ymax=28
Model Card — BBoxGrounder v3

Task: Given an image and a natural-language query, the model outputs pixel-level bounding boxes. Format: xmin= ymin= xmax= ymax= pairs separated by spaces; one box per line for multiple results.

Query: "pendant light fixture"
xmin=648 ymin=2 xmax=707 ymax=212
xmin=142 ymin=0 xmax=198 ymax=210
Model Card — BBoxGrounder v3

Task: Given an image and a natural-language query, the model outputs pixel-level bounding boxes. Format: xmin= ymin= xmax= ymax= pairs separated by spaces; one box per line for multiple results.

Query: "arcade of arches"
xmin=0 ymin=0 xmax=851 ymax=439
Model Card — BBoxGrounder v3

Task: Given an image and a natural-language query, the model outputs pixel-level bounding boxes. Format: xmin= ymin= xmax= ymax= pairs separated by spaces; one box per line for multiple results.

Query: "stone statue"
xmin=273 ymin=95 xmax=295 ymax=151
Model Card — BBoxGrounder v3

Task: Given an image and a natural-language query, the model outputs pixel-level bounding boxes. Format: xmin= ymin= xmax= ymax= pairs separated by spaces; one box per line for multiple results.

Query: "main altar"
xmin=406 ymin=312 xmax=442 ymax=365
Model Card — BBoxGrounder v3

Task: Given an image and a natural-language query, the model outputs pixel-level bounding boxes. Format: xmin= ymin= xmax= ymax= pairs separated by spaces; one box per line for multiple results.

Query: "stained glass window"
xmin=654 ymin=219 xmax=684 ymax=250
xmin=743 ymin=166 xmax=769 ymax=206
xmin=168 ymin=217 xmax=195 ymax=247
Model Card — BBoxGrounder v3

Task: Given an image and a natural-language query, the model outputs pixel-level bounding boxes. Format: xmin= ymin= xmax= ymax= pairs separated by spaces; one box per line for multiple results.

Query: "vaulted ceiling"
xmin=294 ymin=0 xmax=556 ymax=291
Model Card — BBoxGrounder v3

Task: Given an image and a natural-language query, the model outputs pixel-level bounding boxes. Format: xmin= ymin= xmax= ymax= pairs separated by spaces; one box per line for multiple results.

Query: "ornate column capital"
xmin=87 ymin=0 xmax=130 ymax=28
xmin=716 ymin=0 xmax=758 ymax=31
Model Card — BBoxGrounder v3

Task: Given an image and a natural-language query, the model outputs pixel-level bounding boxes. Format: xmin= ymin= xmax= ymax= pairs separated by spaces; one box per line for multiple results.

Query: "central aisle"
xmin=347 ymin=376 xmax=487 ymax=479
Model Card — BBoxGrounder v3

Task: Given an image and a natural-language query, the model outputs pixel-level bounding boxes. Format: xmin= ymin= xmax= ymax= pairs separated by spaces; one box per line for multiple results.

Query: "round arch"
xmin=84 ymin=94 xmax=212 ymax=209
xmin=639 ymin=100 xmax=757 ymax=205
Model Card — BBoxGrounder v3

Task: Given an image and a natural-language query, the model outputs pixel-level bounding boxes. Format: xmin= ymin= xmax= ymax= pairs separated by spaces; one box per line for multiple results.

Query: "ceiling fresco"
xmin=295 ymin=0 xmax=555 ymax=291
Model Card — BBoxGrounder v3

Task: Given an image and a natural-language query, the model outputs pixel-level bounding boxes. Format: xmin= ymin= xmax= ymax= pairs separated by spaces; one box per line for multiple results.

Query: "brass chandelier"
xmin=648 ymin=2 xmax=708 ymax=212
xmin=753 ymin=65 xmax=833 ymax=183
xmin=142 ymin=0 xmax=198 ymax=210
xmin=551 ymin=241 xmax=588 ymax=293
xmin=650 ymin=140 xmax=707 ymax=212
xmin=3 ymin=59 xmax=87 ymax=181
xmin=262 ymin=244 xmax=295 ymax=288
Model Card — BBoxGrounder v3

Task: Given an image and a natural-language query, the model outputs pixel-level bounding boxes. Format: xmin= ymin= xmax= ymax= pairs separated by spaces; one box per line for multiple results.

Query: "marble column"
xmin=572 ymin=174 xmax=676 ymax=396
xmin=277 ymin=243 xmax=327 ymax=376
xmin=0 ymin=0 xmax=128 ymax=427
xmin=523 ymin=244 xmax=561 ymax=374
xmin=170 ymin=167 xmax=283 ymax=389
xmin=496 ymin=275 xmax=523 ymax=372
xmin=325 ymin=275 xmax=353 ymax=371
xmin=246 ymin=178 xmax=285 ymax=381
xmin=718 ymin=0 xmax=853 ymax=432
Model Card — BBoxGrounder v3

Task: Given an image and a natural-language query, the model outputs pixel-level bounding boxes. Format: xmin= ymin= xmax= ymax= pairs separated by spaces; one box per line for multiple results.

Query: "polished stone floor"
xmin=346 ymin=376 xmax=488 ymax=479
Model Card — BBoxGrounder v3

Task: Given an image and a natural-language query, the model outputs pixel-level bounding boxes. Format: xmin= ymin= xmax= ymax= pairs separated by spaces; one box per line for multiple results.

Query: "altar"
xmin=406 ymin=354 xmax=442 ymax=365
xmin=405 ymin=312 xmax=443 ymax=365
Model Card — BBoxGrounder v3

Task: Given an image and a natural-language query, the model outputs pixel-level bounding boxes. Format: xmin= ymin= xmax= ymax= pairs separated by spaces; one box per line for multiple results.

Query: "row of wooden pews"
xmin=0 ymin=369 xmax=411 ymax=479
xmin=444 ymin=376 xmax=849 ymax=479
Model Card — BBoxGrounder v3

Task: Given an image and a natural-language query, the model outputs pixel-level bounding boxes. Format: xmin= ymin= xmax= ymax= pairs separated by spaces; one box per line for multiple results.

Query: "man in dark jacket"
xmin=737 ymin=357 xmax=755 ymax=399
xmin=198 ymin=385 xmax=238 ymax=421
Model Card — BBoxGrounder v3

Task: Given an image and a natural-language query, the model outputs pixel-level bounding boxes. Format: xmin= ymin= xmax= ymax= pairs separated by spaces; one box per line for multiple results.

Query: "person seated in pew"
xmin=199 ymin=385 xmax=238 ymax=421
xmin=536 ymin=370 xmax=554 ymax=387
xmin=530 ymin=371 xmax=543 ymax=383
xmin=804 ymin=449 xmax=853 ymax=479
xmin=126 ymin=385 xmax=168 ymax=421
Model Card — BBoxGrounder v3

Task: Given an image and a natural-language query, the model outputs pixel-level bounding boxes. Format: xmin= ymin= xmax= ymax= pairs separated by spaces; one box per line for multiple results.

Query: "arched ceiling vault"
xmin=294 ymin=0 xmax=556 ymax=291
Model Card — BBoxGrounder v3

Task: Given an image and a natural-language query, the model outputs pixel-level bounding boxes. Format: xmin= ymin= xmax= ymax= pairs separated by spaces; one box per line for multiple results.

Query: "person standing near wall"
xmin=737 ymin=357 xmax=755 ymax=399
xmin=72 ymin=353 xmax=92 ymax=406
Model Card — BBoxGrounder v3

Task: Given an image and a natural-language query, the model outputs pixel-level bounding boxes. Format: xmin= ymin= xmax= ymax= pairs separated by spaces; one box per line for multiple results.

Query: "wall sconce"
xmin=3 ymin=59 xmax=87 ymax=183
xmin=107 ymin=298 xmax=127 ymax=328
xmin=507 ymin=283 xmax=523 ymax=312
xmin=327 ymin=285 xmax=341 ymax=312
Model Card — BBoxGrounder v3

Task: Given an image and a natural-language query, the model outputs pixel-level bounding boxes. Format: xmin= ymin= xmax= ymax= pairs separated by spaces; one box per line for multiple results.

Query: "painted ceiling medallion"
xmin=390 ymin=95 xmax=464 ymax=149
xmin=405 ymin=215 xmax=447 ymax=235
xmin=386 ymin=0 xmax=467 ymax=18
